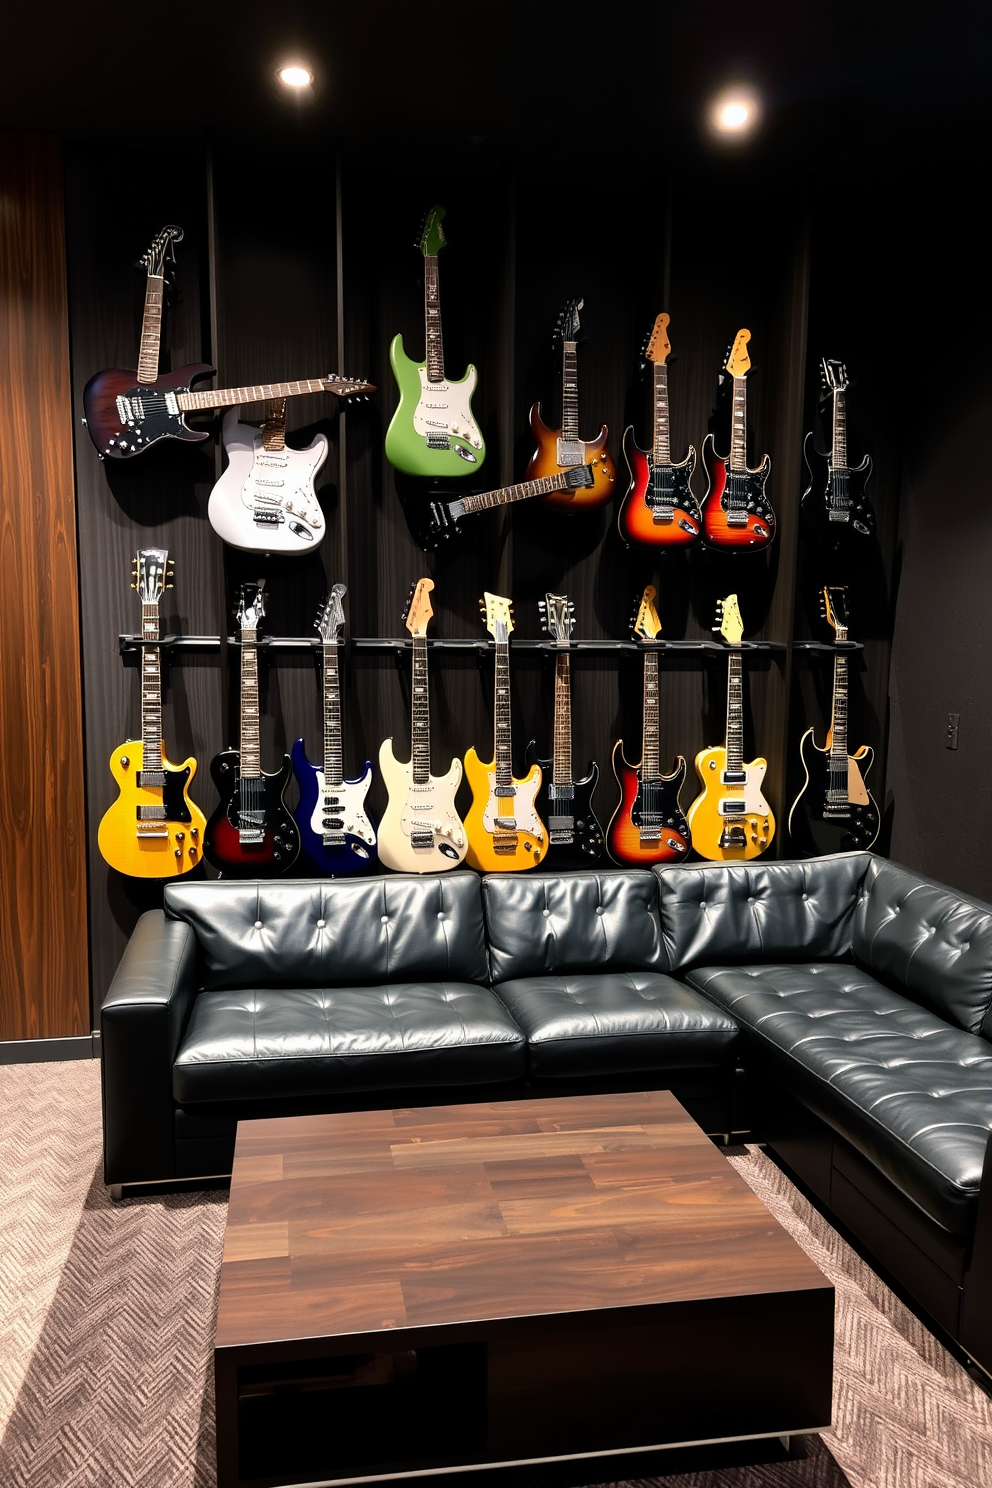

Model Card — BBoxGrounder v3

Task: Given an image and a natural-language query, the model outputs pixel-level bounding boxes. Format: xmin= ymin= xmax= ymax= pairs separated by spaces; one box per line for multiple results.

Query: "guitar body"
xmin=377 ymin=743 xmax=467 ymax=872
xmin=788 ymin=732 xmax=880 ymax=853
xmin=385 ymin=334 xmax=486 ymax=477
xmin=799 ymin=435 xmax=875 ymax=543
xmin=97 ymin=741 xmax=206 ymax=878
xmin=525 ymin=743 xmax=605 ymax=867
xmin=291 ymin=739 xmax=378 ymax=875
xmin=606 ymin=744 xmax=691 ymax=865
xmin=204 ymin=750 xmax=300 ymax=876
xmin=208 ymin=409 xmax=330 ymax=553
xmin=524 ymin=405 xmax=615 ymax=508
xmin=81 ymin=363 xmax=216 ymax=459
xmin=687 ymin=747 xmax=776 ymax=861
xmin=618 ymin=427 xmax=700 ymax=546
xmin=463 ymin=748 xmax=546 ymax=871
xmin=700 ymin=433 xmax=775 ymax=549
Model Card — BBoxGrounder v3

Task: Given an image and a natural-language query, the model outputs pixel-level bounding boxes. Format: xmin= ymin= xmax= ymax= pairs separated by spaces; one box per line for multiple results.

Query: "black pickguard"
xmin=788 ymin=737 xmax=880 ymax=854
xmin=526 ymin=744 xmax=605 ymax=867
xmin=800 ymin=437 xmax=875 ymax=543
xmin=721 ymin=463 xmax=774 ymax=520
xmin=135 ymin=764 xmax=192 ymax=823
xmin=645 ymin=451 xmax=701 ymax=522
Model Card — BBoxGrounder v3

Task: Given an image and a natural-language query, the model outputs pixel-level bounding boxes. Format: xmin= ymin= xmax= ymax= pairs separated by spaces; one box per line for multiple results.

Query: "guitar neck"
xmin=561 ymin=342 xmax=579 ymax=441
xmin=641 ymin=650 xmax=661 ymax=779
xmin=424 ymin=255 xmax=445 ymax=382
xmin=411 ymin=635 xmax=431 ymax=784
xmin=323 ymin=640 xmax=344 ymax=788
xmin=730 ymin=375 xmax=748 ymax=471
xmin=136 ymin=273 xmax=164 ymax=385
xmin=460 ymin=471 xmax=573 ymax=516
xmin=552 ymin=651 xmax=573 ymax=785
xmin=240 ymin=630 xmax=261 ymax=778
xmin=652 ymin=362 xmax=671 ymax=464
xmin=830 ymin=650 xmax=849 ymax=761
xmin=831 ymin=388 xmax=848 ymax=470
xmin=726 ymin=652 xmax=744 ymax=770
xmin=494 ymin=639 xmax=513 ymax=785
xmin=140 ymin=601 xmax=163 ymax=770
xmin=178 ymin=377 xmax=337 ymax=411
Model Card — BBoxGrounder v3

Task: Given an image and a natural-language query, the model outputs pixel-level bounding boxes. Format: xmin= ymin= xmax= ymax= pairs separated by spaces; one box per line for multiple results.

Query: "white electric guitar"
xmin=207 ymin=400 xmax=329 ymax=553
xmin=378 ymin=579 xmax=468 ymax=872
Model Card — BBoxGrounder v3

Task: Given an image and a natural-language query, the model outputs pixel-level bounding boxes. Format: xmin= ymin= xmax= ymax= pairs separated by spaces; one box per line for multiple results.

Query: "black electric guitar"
xmin=525 ymin=593 xmax=605 ymax=866
xmin=203 ymin=582 xmax=300 ymax=876
xmin=800 ymin=358 xmax=875 ymax=542
xmin=418 ymin=464 xmax=595 ymax=547
xmin=788 ymin=587 xmax=880 ymax=853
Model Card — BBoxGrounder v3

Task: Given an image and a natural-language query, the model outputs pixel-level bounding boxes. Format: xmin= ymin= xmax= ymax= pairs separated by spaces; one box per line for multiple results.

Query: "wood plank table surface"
xmin=215 ymin=1090 xmax=834 ymax=1488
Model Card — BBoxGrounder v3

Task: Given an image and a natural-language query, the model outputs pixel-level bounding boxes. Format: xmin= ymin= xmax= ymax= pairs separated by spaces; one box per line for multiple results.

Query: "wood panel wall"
xmin=0 ymin=131 xmax=89 ymax=1040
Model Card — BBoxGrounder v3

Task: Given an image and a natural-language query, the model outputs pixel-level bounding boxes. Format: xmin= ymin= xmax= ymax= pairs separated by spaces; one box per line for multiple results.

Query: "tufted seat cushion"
xmin=687 ymin=961 xmax=992 ymax=1236
xmin=492 ymin=972 xmax=739 ymax=1079
xmin=173 ymin=982 xmax=525 ymax=1103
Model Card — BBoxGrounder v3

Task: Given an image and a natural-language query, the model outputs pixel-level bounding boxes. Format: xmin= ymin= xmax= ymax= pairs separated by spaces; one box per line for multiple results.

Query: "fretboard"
xmin=652 ymin=363 xmax=671 ymax=464
xmin=323 ymin=640 xmax=344 ymax=788
xmin=830 ymin=651 xmax=849 ymax=762
xmin=411 ymin=635 xmax=431 ymax=784
xmin=730 ymin=375 xmax=748 ymax=471
xmin=552 ymin=652 xmax=573 ymax=785
xmin=262 ymin=399 xmax=287 ymax=452
xmin=494 ymin=639 xmax=513 ymax=785
xmin=641 ymin=650 xmax=661 ymax=779
xmin=460 ymin=471 xmax=572 ymax=516
xmin=726 ymin=652 xmax=744 ymax=771
xmin=240 ymin=629 xmax=261 ymax=778
xmin=136 ymin=274 xmax=164 ymax=385
xmin=424 ymin=255 xmax=445 ymax=382
xmin=831 ymin=388 xmax=848 ymax=470
xmin=561 ymin=342 xmax=579 ymax=441
xmin=140 ymin=601 xmax=162 ymax=770
xmin=177 ymin=377 xmax=335 ymax=411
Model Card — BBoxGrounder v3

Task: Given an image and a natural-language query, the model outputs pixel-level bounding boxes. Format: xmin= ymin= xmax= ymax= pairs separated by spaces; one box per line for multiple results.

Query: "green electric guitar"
xmin=384 ymin=205 xmax=486 ymax=478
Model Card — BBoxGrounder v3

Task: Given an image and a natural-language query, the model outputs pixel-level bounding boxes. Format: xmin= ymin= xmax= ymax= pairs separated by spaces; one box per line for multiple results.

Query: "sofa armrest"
xmin=100 ymin=910 xmax=198 ymax=1185
xmin=959 ymin=1127 xmax=992 ymax=1374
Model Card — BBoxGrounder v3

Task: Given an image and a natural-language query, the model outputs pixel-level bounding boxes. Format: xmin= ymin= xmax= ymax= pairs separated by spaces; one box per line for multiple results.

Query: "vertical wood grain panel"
xmin=0 ymin=130 xmax=89 ymax=1039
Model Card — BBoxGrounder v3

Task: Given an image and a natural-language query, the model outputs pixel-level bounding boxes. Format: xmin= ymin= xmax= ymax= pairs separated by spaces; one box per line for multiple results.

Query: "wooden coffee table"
xmin=214 ymin=1091 xmax=833 ymax=1488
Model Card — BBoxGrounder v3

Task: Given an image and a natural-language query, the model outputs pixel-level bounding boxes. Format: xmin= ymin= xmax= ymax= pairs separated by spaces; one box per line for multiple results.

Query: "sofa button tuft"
xmin=437 ymin=912 xmax=444 ymax=920
xmin=543 ymin=909 xmax=551 ymax=918
xmin=595 ymin=906 xmax=604 ymax=915
xmin=381 ymin=915 xmax=389 ymax=925
xmin=316 ymin=919 xmax=325 ymax=929
xmin=802 ymin=893 xmax=809 ymax=902
xmin=254 ymin=920 xmax=263 ymax=930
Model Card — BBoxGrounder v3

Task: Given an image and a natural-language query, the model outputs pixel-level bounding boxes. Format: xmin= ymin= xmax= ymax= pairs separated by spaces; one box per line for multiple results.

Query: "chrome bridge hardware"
xmin=719 ymin=823 xmax=747 ymax=849
xmin=135 ymin=824 xmax=169 ymax=838
xmin=493 ymin=833 xmax=519 ymax=855
xmin=410 ymin=831 xmax=435 ymax=849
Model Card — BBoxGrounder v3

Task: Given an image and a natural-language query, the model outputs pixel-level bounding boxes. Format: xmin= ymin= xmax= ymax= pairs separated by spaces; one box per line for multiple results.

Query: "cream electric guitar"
xmin=377 ymin=579 xmax=468 ymax=872
xmin=207 ymin=399 xmax=329 ymax=553
xmin=686 ymin=593 xmax=775 ymax=860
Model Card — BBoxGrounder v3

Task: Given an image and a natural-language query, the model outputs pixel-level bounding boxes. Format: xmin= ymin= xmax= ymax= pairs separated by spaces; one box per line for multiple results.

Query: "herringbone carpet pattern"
xmin=0 ymin=1061 xmax=989 ymax=1487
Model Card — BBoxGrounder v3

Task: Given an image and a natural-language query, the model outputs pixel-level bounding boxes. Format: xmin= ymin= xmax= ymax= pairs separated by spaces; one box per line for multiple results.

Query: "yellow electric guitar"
xmin=686 ymin=593 xmax=775 ymax=860
xmin=98 ymin=549 xmax=206 ymax=877
xmin=464 ymin=592 xmax=547 ymax=871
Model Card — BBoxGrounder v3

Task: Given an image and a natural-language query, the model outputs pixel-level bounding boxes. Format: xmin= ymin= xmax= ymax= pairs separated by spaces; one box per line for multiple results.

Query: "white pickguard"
xmin=208 ymin=409 xmax=330 ymax=554
xmin=412 ymin=367 xmax=484 ymax=451
xmin=310 ymin=770 xmax=376 ymax=845
xmin=481 ymin=771 xmax=544 ymax=841
xmin=718 ymin=760 xmax=770 ymax=817
xmin=378 ymin=746 xmax=467 ymax=870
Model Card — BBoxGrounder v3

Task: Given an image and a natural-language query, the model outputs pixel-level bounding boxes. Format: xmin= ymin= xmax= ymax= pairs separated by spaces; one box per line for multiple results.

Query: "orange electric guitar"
xmin=618 ymin=313 xmax=701 ymax=546
xmin=700 ymin=329 xmax=775 ymax=549
xmin=524 ymin=297 xmax=616 ymax=508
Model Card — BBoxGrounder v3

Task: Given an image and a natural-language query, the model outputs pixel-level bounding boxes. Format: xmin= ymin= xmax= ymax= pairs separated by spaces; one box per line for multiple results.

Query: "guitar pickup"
xmin=136 ymin=804 xmax=167 ymax=820
xmin=137 ymin=770 xmax=166 ymax=788
xmin=547 ymin=815 xmax=574 ymax=832
xmin=720 ymin=800 xmax=746 ymax=815
xmin=494 ymin=817 xmax=517 ymax=831
xmin=322 ymin=816 xmax=345 ymax=830
xmin=721 ymin=770 xmax=747 ymax=785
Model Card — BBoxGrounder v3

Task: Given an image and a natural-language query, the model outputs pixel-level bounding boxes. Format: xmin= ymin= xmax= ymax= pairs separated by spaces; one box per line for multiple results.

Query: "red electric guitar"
xmin=700 ymin=329 xmax=775 ymax=549
xmin=618 ymin=312 xmax=700 ymax=547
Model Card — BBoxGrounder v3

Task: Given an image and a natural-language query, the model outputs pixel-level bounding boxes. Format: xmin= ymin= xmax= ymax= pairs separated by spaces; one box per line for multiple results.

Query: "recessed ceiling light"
xmin=277 ymin=64 xmax=314 ymax=90
xmin=707 ymin=85 xmax=762 ymax=141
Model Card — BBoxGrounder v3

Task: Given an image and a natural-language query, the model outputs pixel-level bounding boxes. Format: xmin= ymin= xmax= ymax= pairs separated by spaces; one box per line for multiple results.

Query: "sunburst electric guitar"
xmin=378 ymin=579 xmax=468 ymax=872
xmin=700 ymin=329 xmax=775 ymax=549
xmin=607 ymin=586 xmax=690 ymax=865
xmin=385 ymin=205 xmax=486 ymax=478
xmin=97 ymin=548 xmax=206 ymax=877
xmin=292 ymin=585 xmax=378 ymax=874
xmin=788 ymin=586 xmax=880 ymax=852
xmin=524 ymin=297 xmax=616 ymax=508
xmin=464 ymin=593 xmax=546 ymax=871
xmin=618 ymin=312 xmax=701 ymax=547
xmin=207 ymin=398 xmax=330 ymax=554
xmin=687 ymin=594 xmax=775 ymax=860
xmin=800 ymin=358 xmax=875 ymax=543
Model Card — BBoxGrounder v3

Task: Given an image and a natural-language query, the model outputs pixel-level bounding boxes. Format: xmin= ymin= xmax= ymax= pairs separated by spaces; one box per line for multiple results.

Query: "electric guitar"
xmin=418 ymin=463 xmax=595 ymax=547
xmin=97 ymin=548 xmax=206 ymax=878
xmin=788 ymin=587 xmax=880 ymax=853
xmin=686 ymin=594 xmax=775 ymax=860
xmin=525 ymin=593 xmax=605 ymax=866
xmin=207 ymin=400 xmax=330 ymax=553
xmin=524 ymin=297 xmax=616 ymax=508
xmin=606 ymin=586 xmax=690 ymax=865
xmin=700 ymin=330 xmax=775 ymax=549
xmin=618 ymin=313 xmax=701 ymax=547
xmin=377 ymin=579 xmax=468 ymax=872
xmin=800 ymin=358 xmax=875 ymax=542
xmin=464 ymin=593 xmax=546 ymax=872
xmin=203 ymin=582 xmax=300 ymax=876
xmin=384 ymin=205 xmax=486 ymax=477
xmin=291 ymin=585 xmax=378 ymax=874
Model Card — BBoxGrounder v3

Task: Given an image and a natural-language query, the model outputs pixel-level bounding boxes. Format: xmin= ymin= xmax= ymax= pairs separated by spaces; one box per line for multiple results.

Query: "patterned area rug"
xmin=0 ymin=1060 xmax=989 ymax=1487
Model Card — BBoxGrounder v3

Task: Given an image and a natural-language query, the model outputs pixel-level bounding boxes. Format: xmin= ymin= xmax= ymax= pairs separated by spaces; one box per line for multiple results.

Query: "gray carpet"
xmin=1 ymin=1060 xmax=989 ymax=1487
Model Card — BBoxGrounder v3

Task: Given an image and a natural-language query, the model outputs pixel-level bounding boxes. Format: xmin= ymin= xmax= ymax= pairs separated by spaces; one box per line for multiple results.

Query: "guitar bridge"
xmin=492 ymin=834 xmax=519 ymax=855
xmin=427 ymin=432 xmax=451 ymax=449
xmin=410 ymin=831 xmax=435 ymax=849
xmin=719 ymin=823 xmax=748 ymax=849
xmin=135 ymin=824 xmax=169 ymax=838
xmin=252 ymin=509 xmax=284 ymax=525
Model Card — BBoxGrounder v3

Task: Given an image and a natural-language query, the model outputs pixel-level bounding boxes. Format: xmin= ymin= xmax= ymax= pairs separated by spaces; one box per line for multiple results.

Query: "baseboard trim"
xmin=0 ymin=1034 xmax=97 ymax=1065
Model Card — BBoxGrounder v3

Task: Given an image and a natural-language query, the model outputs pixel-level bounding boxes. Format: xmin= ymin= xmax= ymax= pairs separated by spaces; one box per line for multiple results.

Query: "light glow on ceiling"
xmin=707 ymin=85 xmax=762 ymax=141
xmin=277 ymin=64 xmax=314 ymax=90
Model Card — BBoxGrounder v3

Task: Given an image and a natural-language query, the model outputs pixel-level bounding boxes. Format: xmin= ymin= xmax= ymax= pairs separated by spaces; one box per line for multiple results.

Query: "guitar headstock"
xmin=131 ymin=548 xmax=173 ymax=604
xmin=713 ymin=593 xmax=744 ymax=645
xmin=404 ymin=577 xmax=435 ymax=636
xmin=820 ymin=357 xmax=850 ymax=396
xmin=315 ymin=582 xmax=347 ymax=643
xmin=539 ymin=592 xmax=575 ymax=646
xmin=821 ymin=585 xmax=849 ymax=641
xmin=480 ymin=591 xmax=514 ymax=643
xmin=417 ymin=205 xmax=446 ymax=257
xmin=137 ymin=225 xmax=183 ymax=279
xmin=237 ymin=580 xmax=267 ymax=632
xmin=552 ymin=297 xmax=584 ymax=352
xmin=317 ymin=373 xmax=376 ymax=401
xmin=643 ymin=312 xmax=672 ymax=365
xmin=724 ymin=329 xmax=752 ymax=379
xmin=631 ymin=584 xmax=662 ymax=641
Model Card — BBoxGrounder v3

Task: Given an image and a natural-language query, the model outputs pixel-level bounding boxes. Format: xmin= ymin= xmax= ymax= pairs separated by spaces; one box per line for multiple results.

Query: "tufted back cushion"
xmin=655 ymin=854 xmax=871 ymax=971
xmin=163 ymin=874 xmax=489 ymax=990
xmin=852 ymin=857 xmax=992 ymax=1035
xmin=482 ymin=870 xmax=668 ymax=984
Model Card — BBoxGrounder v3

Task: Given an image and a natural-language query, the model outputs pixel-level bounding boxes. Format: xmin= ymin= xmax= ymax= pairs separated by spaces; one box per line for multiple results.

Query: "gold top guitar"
xmin=464 ymin=593 xmax=546 ymax=872
xmin=378 ymin=579 xmax=468 ymax=872
xmin=686 ymin=594 xmax=776 ymax=860
xmin=524 ymin=297 xmax=616 ymax=507
xmin=97 ymin=549 xmax=206 ymax=877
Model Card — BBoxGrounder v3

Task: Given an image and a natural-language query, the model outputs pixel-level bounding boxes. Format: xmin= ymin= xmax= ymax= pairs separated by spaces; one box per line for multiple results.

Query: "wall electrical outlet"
xmin=946 ymin=712 xmax=960 ymax=750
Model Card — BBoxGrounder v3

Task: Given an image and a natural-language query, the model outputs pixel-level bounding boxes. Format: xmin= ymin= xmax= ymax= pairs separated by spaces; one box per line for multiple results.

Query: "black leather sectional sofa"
xmin=101 ymin=851 xmax=992 ymax=1375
